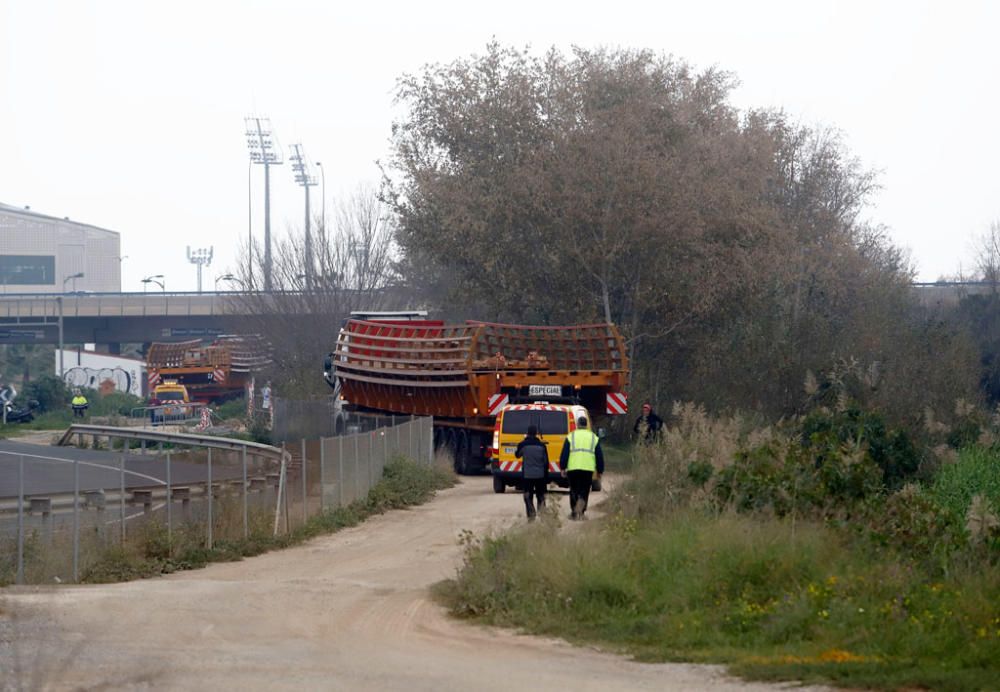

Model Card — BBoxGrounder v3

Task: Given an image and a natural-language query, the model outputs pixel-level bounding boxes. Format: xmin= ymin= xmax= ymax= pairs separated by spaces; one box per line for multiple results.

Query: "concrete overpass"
xmin=912 ymin=282 xmax=1000 ymax=308
xmin=0 ymin=284 xmax=988 ymax=347
xmin=0 ymin=291 xmax=272 ymax=346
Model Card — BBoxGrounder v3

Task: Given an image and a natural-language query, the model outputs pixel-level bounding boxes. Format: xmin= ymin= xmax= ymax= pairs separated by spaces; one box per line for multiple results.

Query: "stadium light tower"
xmin=289 ymin=143 xmax=318 ymax=290
xmin=245 ymin=116 xmax=283 ymax=291
xmin=187 ymin=246 xmax=214 ymax=293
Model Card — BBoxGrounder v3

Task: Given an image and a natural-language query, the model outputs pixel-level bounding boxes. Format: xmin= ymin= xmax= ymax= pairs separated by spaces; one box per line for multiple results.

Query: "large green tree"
xmin=387 ymin=43 xmax=978 ymax=420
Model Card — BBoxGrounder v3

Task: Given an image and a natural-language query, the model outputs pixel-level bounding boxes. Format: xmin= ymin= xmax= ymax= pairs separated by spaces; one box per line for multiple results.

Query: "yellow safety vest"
xmin=566 ymin=429 xmax=598 ymax=472
xmin=72 ymin=396 xmax=87 ymax=406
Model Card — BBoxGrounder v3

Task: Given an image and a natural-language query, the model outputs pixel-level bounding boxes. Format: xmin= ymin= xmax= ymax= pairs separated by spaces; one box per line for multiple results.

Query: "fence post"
xmin=73 ymin=458 xmax=80 ymax=583
xmin=338 ymin=435 xmax=344 ymax=507
xmin=301 ymin=437 xmax=308 ymax=525
xmin=207 ymin=448 xmax=213 ymax=549
xmin=17 ymin=455 xmax=24 ymax=585
xmin=409 ymin=415 xmax=414 ymax=461
xmin=242 ymin=446 xmax=248 ymax=539
xmin=166 ymin=449 xmax=172 ymax=547
xmin=119 ymin=454 xmax=126 ymax=545
xmin=319 ymin=437 xmax=326 ymax=512
xmin=354 ymin=434 xmax=361 ymax=500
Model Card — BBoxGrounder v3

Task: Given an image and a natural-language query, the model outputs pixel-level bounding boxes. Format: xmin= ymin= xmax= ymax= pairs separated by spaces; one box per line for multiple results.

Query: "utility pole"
xmin=290 ymin=143 xmax=318 ymax=291
xmin=187 ymin=247 xmax=214 ymax=293
xmin=245 ymin=116 xmax=283 ymax=292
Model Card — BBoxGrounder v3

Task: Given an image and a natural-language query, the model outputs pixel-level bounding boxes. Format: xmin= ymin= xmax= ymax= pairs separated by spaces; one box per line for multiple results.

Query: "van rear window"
xmin=501 ymin=410 xmax=568 ymax=435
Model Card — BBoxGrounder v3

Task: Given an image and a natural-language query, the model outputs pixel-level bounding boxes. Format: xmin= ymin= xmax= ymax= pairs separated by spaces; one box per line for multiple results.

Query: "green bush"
xmin=802 ymin=407 xmax=922 ymax=491
xmin=19 ymin=375 xmax=69 ymax=413
xmin=930 ymin=447 xmax=1000 ymax=521
xmin=212 ymin=396 xmax=247 ymax=421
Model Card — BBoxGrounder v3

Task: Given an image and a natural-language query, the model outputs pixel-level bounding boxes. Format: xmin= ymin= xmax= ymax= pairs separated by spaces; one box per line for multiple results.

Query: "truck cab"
xmin=490 ymin=402 xmax=592 ymax=494
xmin=149 ymin=380 xmax=191 ymax=423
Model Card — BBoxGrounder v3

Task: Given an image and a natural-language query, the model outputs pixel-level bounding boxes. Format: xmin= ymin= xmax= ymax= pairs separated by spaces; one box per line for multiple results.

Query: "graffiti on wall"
xmin=62 ymin=366 xmax=139 ymax=396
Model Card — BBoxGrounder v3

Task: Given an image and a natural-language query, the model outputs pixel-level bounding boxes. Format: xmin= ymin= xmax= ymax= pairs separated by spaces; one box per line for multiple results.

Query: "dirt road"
xmin=1 ymin=477 xmax=829 ymax=691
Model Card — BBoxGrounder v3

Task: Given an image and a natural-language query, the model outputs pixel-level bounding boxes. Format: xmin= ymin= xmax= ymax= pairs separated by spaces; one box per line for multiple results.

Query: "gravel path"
xmin=0 ymin=476 xmax=831 ymax=691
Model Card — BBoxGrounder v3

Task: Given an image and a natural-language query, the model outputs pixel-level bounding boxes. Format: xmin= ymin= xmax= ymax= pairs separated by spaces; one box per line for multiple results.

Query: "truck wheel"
xmin=444 ymin=430 xmax=464 ymax=474
xmin=591 ymin=477 xmax=602 ymax=492
xmin=493 ymin=475 xmax=505 ymax=494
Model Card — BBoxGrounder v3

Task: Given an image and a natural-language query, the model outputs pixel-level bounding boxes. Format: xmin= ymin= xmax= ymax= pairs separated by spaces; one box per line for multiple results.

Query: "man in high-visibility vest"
xmin=559 ymin=416 xmax=605 ymax=520
xmin=71 ymin=390 xmax=89 ymax=418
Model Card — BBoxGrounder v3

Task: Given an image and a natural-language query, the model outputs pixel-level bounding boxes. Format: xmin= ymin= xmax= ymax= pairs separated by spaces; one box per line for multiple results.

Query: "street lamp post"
xmin=248 ymin=161 xmax=253 ymax=287
xmin=62 ymin=271 xmax=84 ymax=293
xmin=115 ymin=256 xmax=128 ymax=290
xmin=142 ymin=274 xmax=165 ymax=293
xmin=316 ymin=161 xmax=326 ymax=232
xmin=215 ymin=273 xmax=239 ymax=290
xmin=58 ymin=272 xmax=83 ymax=377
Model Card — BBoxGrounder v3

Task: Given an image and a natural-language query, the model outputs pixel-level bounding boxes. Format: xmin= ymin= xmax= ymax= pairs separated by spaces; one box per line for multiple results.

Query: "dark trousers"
xmin=522 ymin=477 xmax=547 ymax=518
xmin=567 ymin=470 xmax=593 ymax=518
xmin=72 ymin=406 xmax=85 ymax=418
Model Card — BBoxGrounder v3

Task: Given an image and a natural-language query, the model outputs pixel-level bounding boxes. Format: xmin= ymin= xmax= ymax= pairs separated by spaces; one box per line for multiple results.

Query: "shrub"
xmin=930 ymin=447 xmax=1000 ymax=522
xmin=19 ymin=375 xmax=69 ymax=413
xmin=802 ymin=407 xmax=921 ymax=491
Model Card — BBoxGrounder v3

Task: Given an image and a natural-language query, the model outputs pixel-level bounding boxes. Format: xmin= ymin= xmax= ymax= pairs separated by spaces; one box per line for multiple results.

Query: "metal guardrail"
xmin=2 ymin=425 xmax=292 ymax=585
xmin=56 ymin=424 xmax=288 ymax=461
xmin=128 ymin=403 xmax=206 ymax=427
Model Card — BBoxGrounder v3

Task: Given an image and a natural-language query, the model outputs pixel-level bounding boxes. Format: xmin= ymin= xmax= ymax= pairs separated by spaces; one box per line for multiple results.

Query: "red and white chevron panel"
xmin=606 ymin=392 xmax=628 ymax=415
xmin=213 ymin=368 xmax=226 ymax=383
xmin=147 ymin=370 xmax=160 ymax=388
xmin=487 ymin=393 xmax=509 ymax=416
xmin=498 ymin=460 xmax=522 ymax=472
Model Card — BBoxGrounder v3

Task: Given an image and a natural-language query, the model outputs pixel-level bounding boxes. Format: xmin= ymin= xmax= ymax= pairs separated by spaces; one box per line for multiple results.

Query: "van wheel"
xmin=493 ymin=475 xmax=505 ymax=494
xmin=591 ymin=477 xmax=602 ymax=492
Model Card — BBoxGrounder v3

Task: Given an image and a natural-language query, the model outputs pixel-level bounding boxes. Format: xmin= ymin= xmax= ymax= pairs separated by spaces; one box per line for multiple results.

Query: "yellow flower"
xmin=819 ymin=649 xmax=867 ymax=663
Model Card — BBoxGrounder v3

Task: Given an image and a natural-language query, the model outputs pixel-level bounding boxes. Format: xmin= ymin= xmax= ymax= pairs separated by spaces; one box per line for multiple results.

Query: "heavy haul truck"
xmin=146 ymin=335 xmax=270 ymax=403
xmin=323 ymin=313 xmax=630 ymax=477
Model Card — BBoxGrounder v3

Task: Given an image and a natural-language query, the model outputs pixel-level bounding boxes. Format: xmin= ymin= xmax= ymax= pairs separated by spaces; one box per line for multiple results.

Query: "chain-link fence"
xmin=0 ymin=416 xmax=434 ymax=585
xmin=275 ymin=416 xmax=434 ymax=531
xmin=269 ymin=396 xmax=413 ymax=443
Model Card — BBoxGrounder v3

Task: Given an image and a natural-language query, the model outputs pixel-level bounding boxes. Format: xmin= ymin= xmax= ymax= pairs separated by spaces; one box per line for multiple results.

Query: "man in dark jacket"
xmin=634 ymin=402 xmax=663 ymax=442
xmin=515 ymin=425 xmax=549 ymax=520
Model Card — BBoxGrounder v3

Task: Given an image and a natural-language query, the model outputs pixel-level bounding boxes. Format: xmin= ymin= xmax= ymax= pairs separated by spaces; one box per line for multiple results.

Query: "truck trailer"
xmin=146 ymin=335 xmax=270 ymax=403
xmin=324 ymin=316 xmax=629 ymax=474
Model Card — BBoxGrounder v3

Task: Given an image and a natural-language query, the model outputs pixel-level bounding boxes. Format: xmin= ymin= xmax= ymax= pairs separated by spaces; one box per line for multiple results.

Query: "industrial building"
xmin=0 ymin=202 xmax=121 ymax=293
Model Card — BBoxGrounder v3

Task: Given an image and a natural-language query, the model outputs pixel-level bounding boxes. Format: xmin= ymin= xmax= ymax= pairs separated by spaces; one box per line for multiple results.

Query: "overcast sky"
xmin=2 ymin=0 xmax=998 ymax=291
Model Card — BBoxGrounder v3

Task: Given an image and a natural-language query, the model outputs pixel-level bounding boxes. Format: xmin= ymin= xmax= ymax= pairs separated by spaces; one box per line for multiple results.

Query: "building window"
xmin=0 ymin=255 xmax=56 ymax=285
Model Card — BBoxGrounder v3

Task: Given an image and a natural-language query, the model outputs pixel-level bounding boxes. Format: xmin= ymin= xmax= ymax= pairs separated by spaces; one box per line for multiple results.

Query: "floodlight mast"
xmin=245 ymin=116 xmax=283 ymax=292
xmin=290 ymin=143 xmax=318 ymax=291
xmin=187 ymin=246 xmax=214 ymax=293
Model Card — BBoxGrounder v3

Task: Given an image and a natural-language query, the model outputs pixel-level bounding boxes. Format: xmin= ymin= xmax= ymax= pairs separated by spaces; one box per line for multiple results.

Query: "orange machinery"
xmin=326 ymin=318 xmax=629 ymax=473
xmin=146 ymin=335 xmax=270 ymax=403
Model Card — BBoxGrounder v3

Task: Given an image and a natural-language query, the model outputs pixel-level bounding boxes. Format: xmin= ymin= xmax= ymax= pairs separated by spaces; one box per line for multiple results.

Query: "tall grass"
xmin=440 ymin=511 xmax=1000 ymax=690
xmin=442 ymin=403 xmax=1000 ymax=690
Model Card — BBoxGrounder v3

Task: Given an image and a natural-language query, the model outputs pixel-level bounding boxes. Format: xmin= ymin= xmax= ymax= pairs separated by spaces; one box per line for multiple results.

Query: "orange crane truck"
xmin=323 ymin=315 xmax=630 ymax=478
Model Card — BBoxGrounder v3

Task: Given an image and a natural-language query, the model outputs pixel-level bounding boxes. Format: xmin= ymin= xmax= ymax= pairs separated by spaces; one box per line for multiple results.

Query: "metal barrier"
xmin=1 ymin=427 xmax=289 ymax=586
xmin=1 ymin=417 xmax=434 ymax=586
xmin=128 ymin=403 xmax=206 ymax=427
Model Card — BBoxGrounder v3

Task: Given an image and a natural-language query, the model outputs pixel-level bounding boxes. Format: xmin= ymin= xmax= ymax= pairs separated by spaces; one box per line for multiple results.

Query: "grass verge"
xmin=437 ymin=510 xmax=1000 ymax=691
xmin=4 ymin=457 xmax=455 ymax=585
